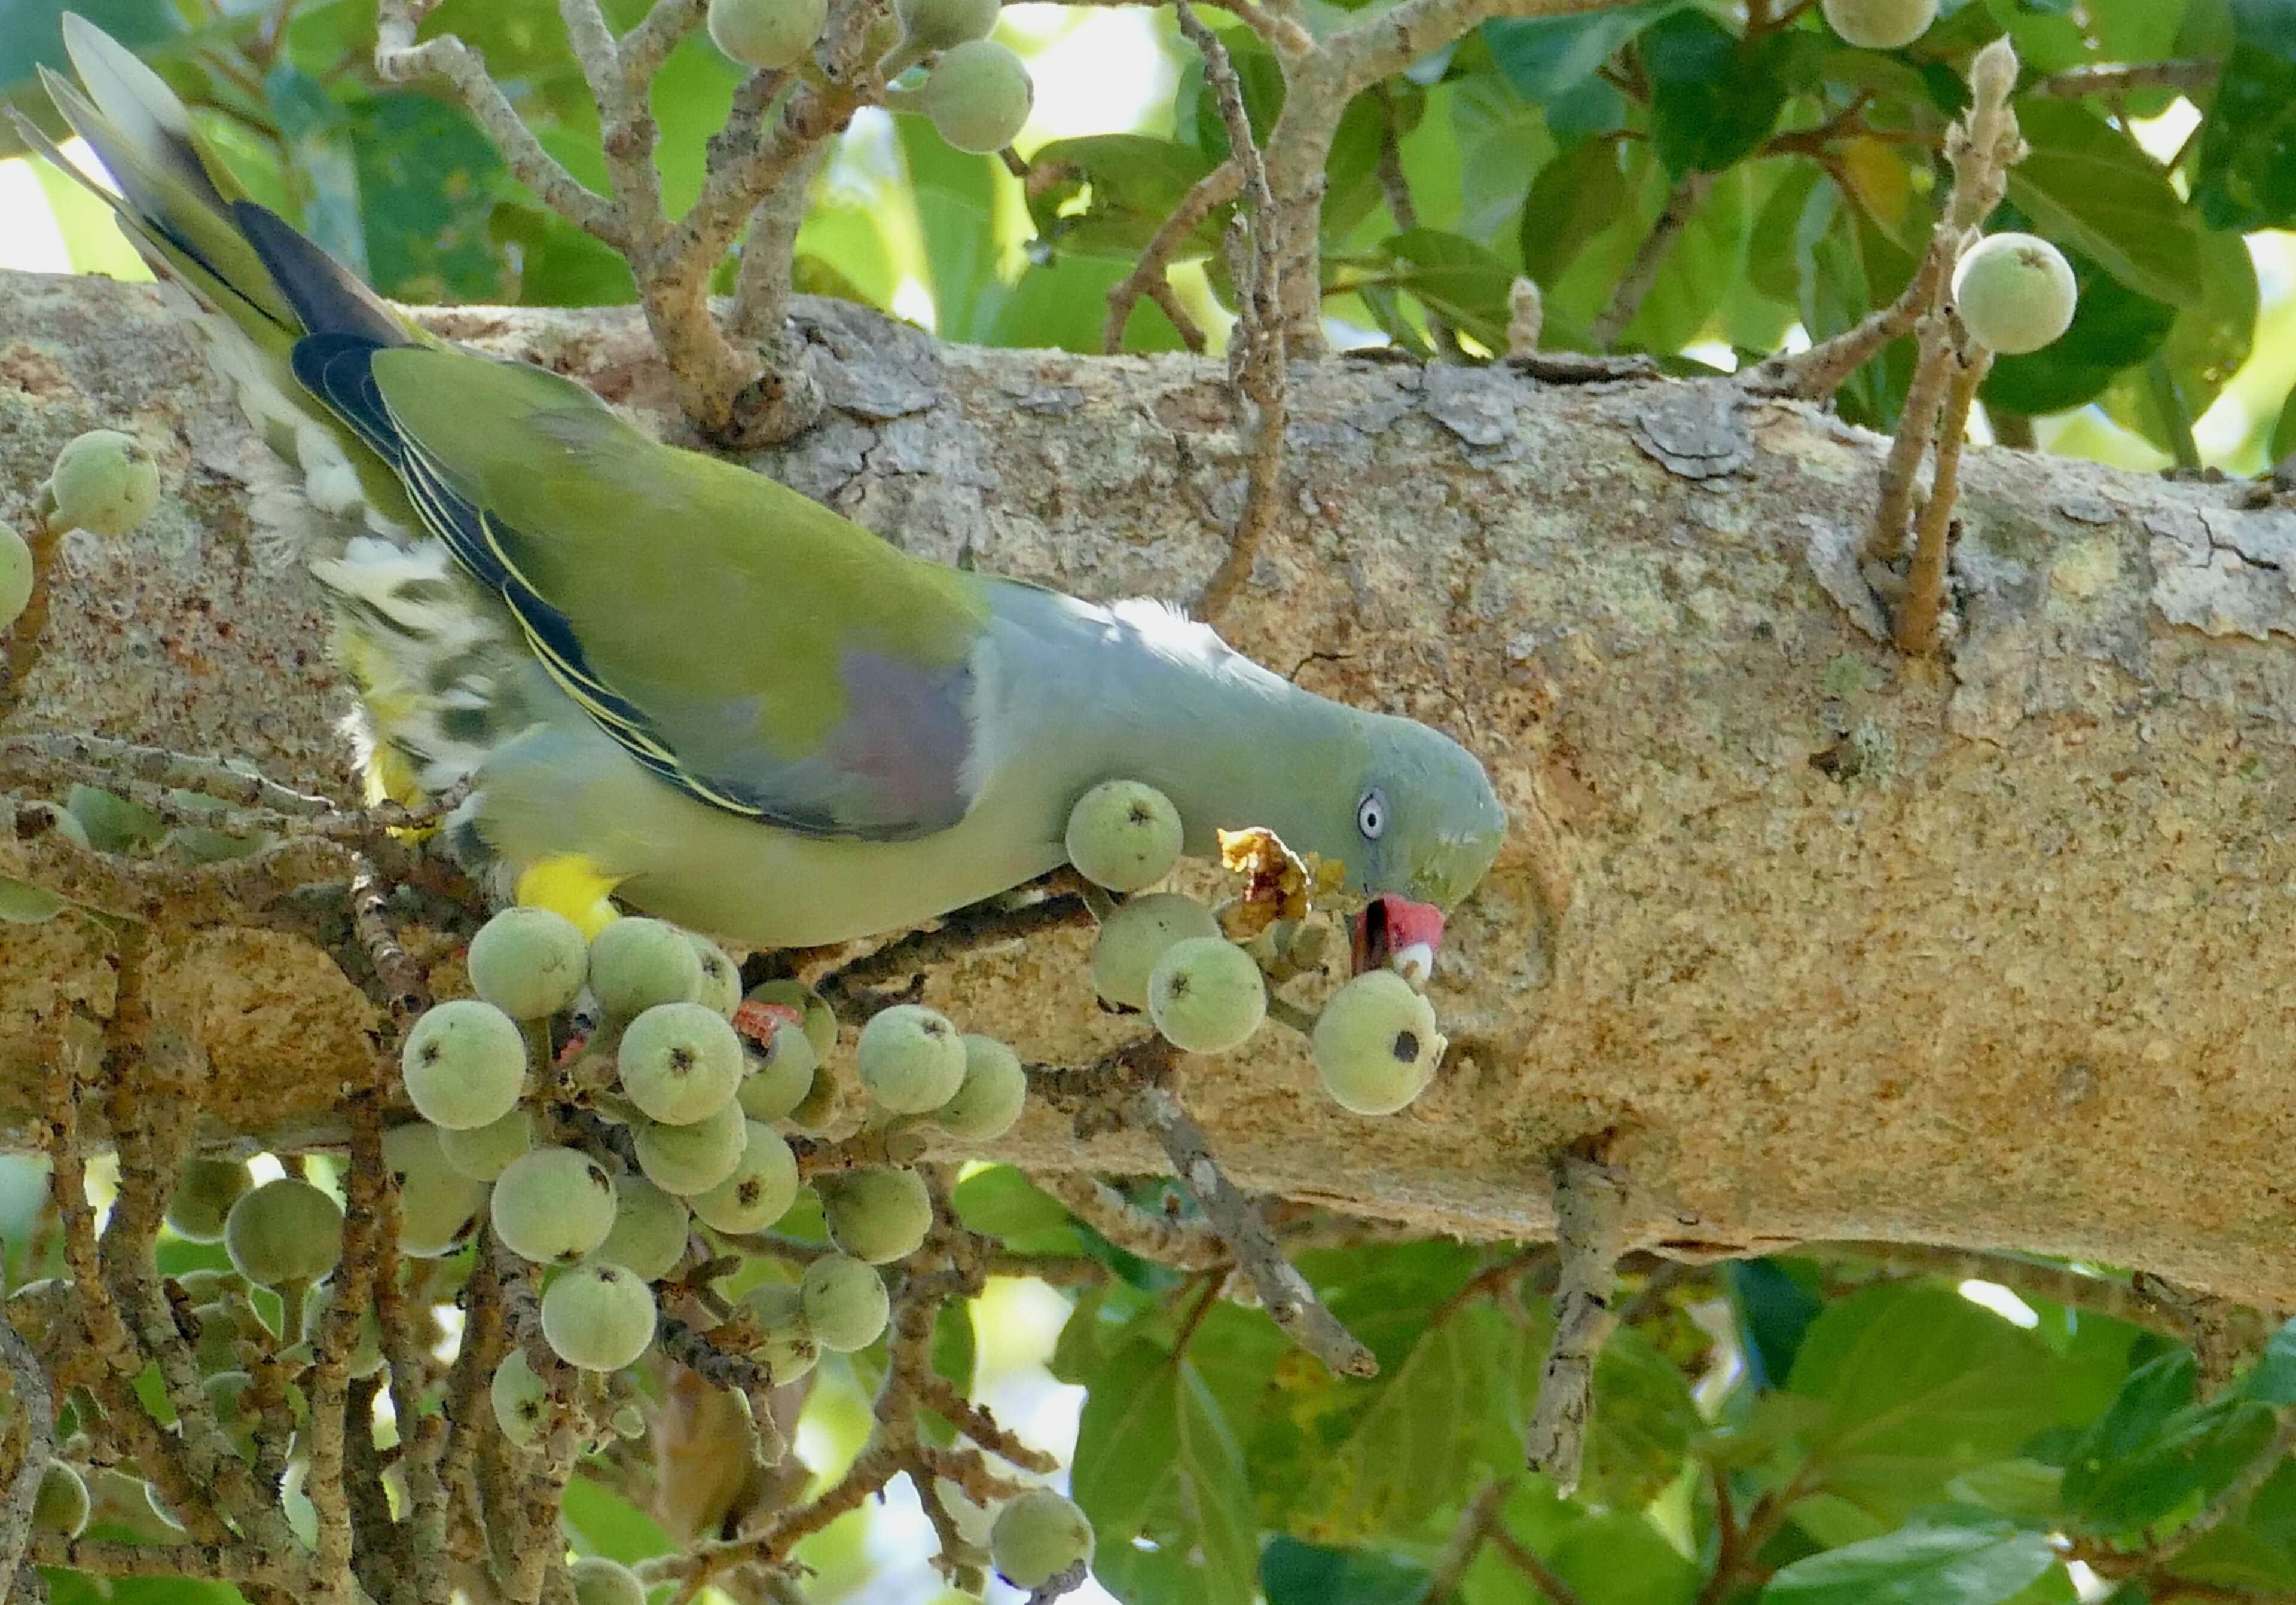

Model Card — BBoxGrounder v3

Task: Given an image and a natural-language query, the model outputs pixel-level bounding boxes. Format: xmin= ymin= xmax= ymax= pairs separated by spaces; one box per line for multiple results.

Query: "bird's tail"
xmin=15 ymin=16 xmax=546 ymax=813
xmin=13 ymin=13 xmax=416 ymax=533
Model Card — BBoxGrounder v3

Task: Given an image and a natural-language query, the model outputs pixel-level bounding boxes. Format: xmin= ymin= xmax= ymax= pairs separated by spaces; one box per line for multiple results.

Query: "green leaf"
xmin=1582 ymin=1323 xmax=1699 ymax=1509
xmin=1482 ymin=2 xmax=1686 ymax=100
xmin=2059 ymin=1351 xmax=2197 ymax=1508
xmin=915 ymin=1295 xmax=977 ymax=1446
xmin=1025 ymin=134 xmax=1225 ymax=262
xmin=1642 ymin=11 xmax=1794 ymax=177
xmin=1699 ymin=1390 xmax=1833 ymax=1472
xmin=1074 ymin=1337 xmax=1258 ymax=1605
xmin=793 ymin=194 xmax=900 ymax=313
xmin=1728 ymin=1258 xmax=1827 ymax=1390
xmin=490 ymin=201 xmax=637 ymax=306
xmin=562 ymin=1475 xmax=674 ymax=1565
xmin=1290 ymin=1298 xmax=1528 ymax=1538
xmin=2004 ymin=99 xmax=2202 ymax=308
xmin=352 ymin=91 xmax=510 ymax=304
xmin=265 ymin=62 xmax=365 ymax=280
xmin=2064 ymin=1398 xmax=2279 ymax=1535
xmin=992 ymin=255 xmax=1187 ymax=356
xmin=899 ymin=116 xmax=1010 ymax=344
xmin=1760 ymin=1521 xmax=2056 ymax=1605
xmin=1520 ymin=138 xmax=1629 ymax=288
xmin=1546 ymin=1511 xmax=1702 ymax=1605
xmin=1944 ymin=1459 xmax=2068 ymax=1523
xmin=2097 ymin=222 xmax=2257 ymax=451
xmin=1355 ymin=228 xmax=1517 ymax=351
xmin=1619 ymin=160 xmax=1782 ymax=356
xmin=1259 ymin=1537 xmax=1430 ymax=1605
xmin=1449 ymin=74 xmax=1553 ymax=248
xmin=43 ymin=1569 xmax=245 ymax=1605
xmin=0 ymin=0 xmax=180 ymax=102
xmin=1793 ymin=179 xmax=1918 ymax=428
xmin=2273 ymin=383 xmax=2296 ymax=470
xmin=2168 ymin=1518 xmax=2296 ymax=1593
xmin=2193 ymin=1 xmax=2296 ymax=230
xmin=1788 ymin=1286 xmax=2069 ymax=1525
xmin=1325 ymin=85 xmax=1418 ymax=246
xmin=643 ymin=35 xmax=744 ymax=220
xmin=1186 ymin=1301 xmax=1291 ymax=1444
xmin=952 ymin=1166 xmax=1087 ymax=1254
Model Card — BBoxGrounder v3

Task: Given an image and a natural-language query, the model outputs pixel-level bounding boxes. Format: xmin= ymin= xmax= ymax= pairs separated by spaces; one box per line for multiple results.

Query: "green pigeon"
xmin=20 ymin=16 xmax=1504 ymax=960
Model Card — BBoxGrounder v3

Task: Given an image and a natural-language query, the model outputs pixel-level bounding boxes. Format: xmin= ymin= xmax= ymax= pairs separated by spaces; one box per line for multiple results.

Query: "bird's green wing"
xmin=363 ymin=346 xmax=993 ymax=840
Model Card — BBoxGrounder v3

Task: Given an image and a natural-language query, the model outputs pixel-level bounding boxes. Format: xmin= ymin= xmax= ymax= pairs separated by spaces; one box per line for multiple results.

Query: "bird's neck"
xmin=982 ymin=582 xmax=1346 ymax=854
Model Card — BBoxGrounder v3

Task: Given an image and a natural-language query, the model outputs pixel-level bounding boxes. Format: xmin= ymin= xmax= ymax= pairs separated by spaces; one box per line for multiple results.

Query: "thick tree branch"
xmin=12 ymin=271 xmax=2296 ymax=1320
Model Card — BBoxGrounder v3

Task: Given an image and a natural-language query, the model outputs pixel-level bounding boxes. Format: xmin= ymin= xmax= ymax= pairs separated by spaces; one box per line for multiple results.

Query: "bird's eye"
xmin=1356 ymin=789 xmax=1388 ymax=840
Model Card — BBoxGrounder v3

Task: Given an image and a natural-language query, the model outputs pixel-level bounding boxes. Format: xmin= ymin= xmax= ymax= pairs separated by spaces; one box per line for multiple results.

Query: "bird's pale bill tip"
xmin=1351 ymin=894 xmax=1445 ymax=983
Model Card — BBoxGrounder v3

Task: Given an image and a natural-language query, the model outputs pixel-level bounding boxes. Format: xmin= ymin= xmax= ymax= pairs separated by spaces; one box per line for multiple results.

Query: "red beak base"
xmin=1351 ymin=895 xmax=1446 ymax=985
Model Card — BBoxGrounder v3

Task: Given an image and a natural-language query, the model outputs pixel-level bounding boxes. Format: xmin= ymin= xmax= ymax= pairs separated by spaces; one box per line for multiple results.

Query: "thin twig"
xmin=0 ymin=734 xmax=461 ymax=838
xmin=560 ymin=0 xmax=667 ymax=244
xmin=1488 ymin=1524 xmax=1590 ymax=1605
xmin=26 ymin=1537 xmax=285 ymax=1580
xmin=1058 ymin=0 xmax=1310 ymax=45
xmin=1135 ymin=1082 xmax=1375 ymax=1377
xmin=1425 ymin=1474 xmax=1512 ymax=1604
xmin=621 ymin=0 xmax=710 ymax=85
xmin=1524 ymin=1147 xmax=1626 ymax=1496
xmin=1589 ymin=172 xmax=1713 ymax=352
xmin=0 ymin=1297 xmax=57 ymax=1595
xmin=0 ymin=802 xmax=392 ymax=927
xmin=1101 ymin=161 xmax=1239 ymax=354
xmin=1866 ymin=313 xmax=1956 ymax=563
xmin=1752 ymin=38 xmax=2024 ymax=403
xmin=914 ymin=1377 xmax=1059 ymax=1474
xmin=728 ymin=143 xmax=829 ymax=350
xmin=2032 ymin=59 xmax=2219 ymax=98
xmin=374 ymin=2 xmax=622 ymax=243
xmin=1032 ymin=1172 xmax=1228 ymax=1270
xmin=1895 ymin=343 xmax=1989 ymax=655
xmin=350 ymin=853 xmax=428 ymax=1026
xmin=1802 ymin=1243 xmax=2273 ymax=1345
xmin=812 ymin=878 xmax=1090 ymax=1009
xmin=1179 ymin=5 xmax=1287 ymax=625
xmin=2133 ymin=1273 xmax=2266 ymax=1393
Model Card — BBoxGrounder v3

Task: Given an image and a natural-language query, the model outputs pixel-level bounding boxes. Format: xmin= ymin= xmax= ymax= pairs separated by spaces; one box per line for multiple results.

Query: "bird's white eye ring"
xmin=1357 ymin=789 xmax=1387 ymax=840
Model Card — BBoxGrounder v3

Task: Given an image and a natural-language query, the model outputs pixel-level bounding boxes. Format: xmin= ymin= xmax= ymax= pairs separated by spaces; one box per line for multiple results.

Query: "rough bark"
xmin=5 ymin=268 xmax=2296 ymax=1309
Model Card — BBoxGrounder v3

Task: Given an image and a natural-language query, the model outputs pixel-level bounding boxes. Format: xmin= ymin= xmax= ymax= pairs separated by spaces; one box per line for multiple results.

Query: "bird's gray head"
xmin=1253 ymin=705 xmax=1504 ymax=918
xmin=1336 ymin=712 xmax=1507 ymax=911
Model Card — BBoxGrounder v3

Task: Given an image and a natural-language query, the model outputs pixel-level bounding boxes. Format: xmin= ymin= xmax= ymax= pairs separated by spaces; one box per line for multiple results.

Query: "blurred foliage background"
xmin=8 ymin=2 xmax=2296 ymax=1603
xmin=5 ymin=0 xmax=2295 ymax=473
